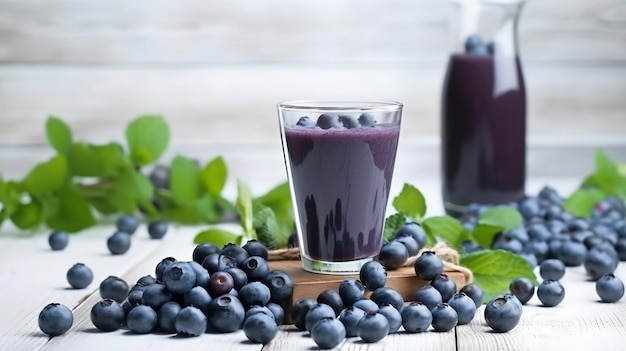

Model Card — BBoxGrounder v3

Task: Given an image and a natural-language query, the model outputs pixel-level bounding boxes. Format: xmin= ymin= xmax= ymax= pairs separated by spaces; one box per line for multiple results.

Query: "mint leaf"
xmin=0 ymin=180 xmax=22 ymax=217
xmin=46 ymin=116 xmax=73 ymax=154
xmin=22 ymin=155 xmax=68 ymax=196
xmin=107 ymin=170 xmax=154 ymax=214
xmin=170 ymin=155 xmax=202 ymax=204
xmin=422 ymin=215 xmax=470 ymax=248
xmin=383 ymin=212 xmax=408 ymax=244
xmin=593 ymin=150 xmax=626 ymax=197
xmin=563 ymin=187 xmax=606 ymax=218
xmin=253 ymin=206 xmax=285 ymax=249
xmin=194 ymin=228 xmax=243 ymax=247
xmin=472 ymin=206 xmax=523 ymax=248
xmin=392 ymin=183 xmax=427 ymax=219
xmin=125 ymin=115 xmax=170 ymax=166
xmin=10 ymin=201 xmax=43 ymax=229
xmin=45 ymin=185 xmax=96 ymax=232
xmin=68 ymin=142 xmax=127 ymax=177
xmin=200 ymin=156 xmax=228 ymax=198
xmin=460 ymin=249 xmax=538 ymax=303
xmin=237 ymin=181 xmax=255 ymax=239
xmin=254 ymin=181 xmax=293 ymax=235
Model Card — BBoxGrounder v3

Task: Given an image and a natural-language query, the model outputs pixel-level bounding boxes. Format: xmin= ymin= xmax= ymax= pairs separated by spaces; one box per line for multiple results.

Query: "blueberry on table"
xmin=116 ymin=215 xmax=139 ymax=234
xmin=242 ymin=239 xmax=269 ymax=260
xmin=99 ymin=275 xmax=130 ymax=303
xmin=414 ymin=251 xmax=444 ymax=281
xmin=188 ymin=260 xmax=209 ymax=288
xmin=183 ymin=286 xmax=212 ymax=314
xmin=430 ymin=273 xmax=457 ymax=302
xmin=317 ymin=289 xmax=344 ymax=316
xmin=291 ymin=297 xmax=317 ymax=331
xmin=304 ymin=303 xmax=336 ymax=332
xmin=107 ymin=231 xmax=131 ymax=255
xmin=311 ymin=317 xmax=346 ymax=349
xmin=266 ymin=302 xmax=285 ymax=325
xmin=537 ymin=280 xmax=565 ymax=307
xmin=584 ymin=245 xmax=619 ymax=281
xmin=141 ymin=283 xmax=173 ymax=309
xmin=447 ymin=293 xmax=477 ymax=325
xmin=370 ymin=286 xmax=404 ymax=313
xmin=539 ymin=258 xmax=565 ymax=282
xmin=208 ymin=271 xmax=235 ymax=297
xmin=67 ymin=263 xmax=94 ymax=289
xmin=508 ymin=277 xmax=535 ymax=305
xmin=90 ymin=298 xmax=125 ymax=332
xmin=556 ymin=240 xmax=587 ymax=267
xmin=377 ymin=241 xmax=409 ymax=270
xmin=155 ymin=256 xmax=176 ymax=281
xmin=401 ymin=302 xmax=432 ymax=333
xmin=338 ymin=306 xmax=366 ymax=337
xmin=157 ymin=301 xmax=181 ymax=333
xmin=356 ymin=311 xmax=389 ymax=343
xmin=338 ymin=279 xmax=366 ymax=307
xmin=220 ymin=243 xmax=249 ymax=267
xmin=192 ymin=243 xmax=220 ymax=265
xmin=413 ymin=285 xmax=443 ymax=311
xmin=175 ymin=306 xmax=207 ymax=337
xmin=240 ymin=256 xmax=270 ymax=281
xmin=395 ymin=221 xmax=427 ymax=250
xmin=595 ymin=273 xmax=624 ymax=303
xmin=352 ymin=298 xmax=379 ymax=313
xmin=395 ymin=235 xmax=420 ymax=256
xmin=126 ymin=305 xmax=157 ymax=334
xmin=484 ymin=294 xmax=523 ymax=333
xmin=48 ymin=231 xmax=69 ymax=251
xmin=378 ymin=304 xmax=402 ymax=334
xmin=162 ymin=261 xmax=197 ymax=294
xmin=238 ymin=281 xmax=272 ymax=307
xmin=431 ymin=303 xmax=458 ymax=332
xmin=243 ymin=312 xmax=278 ymax=344
xmin=224 ymin=267 xmax=248 ymax=291
xmin=206 ymin=295 xmax=246 ymax=333
xmin=38 ymin=303 xmax=73 ymax=336
xmin=460 ymin=283 xmax=485 ymax=308
xmin=359 ymin=260 xmax=387 ymax=291
xmin=147 ymin=221 xmax=169 ymax=239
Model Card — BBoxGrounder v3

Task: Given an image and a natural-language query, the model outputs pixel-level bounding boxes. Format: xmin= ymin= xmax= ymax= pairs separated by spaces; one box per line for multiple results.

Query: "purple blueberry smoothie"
xmin=441 ymin=53 xmax=526 ymax=216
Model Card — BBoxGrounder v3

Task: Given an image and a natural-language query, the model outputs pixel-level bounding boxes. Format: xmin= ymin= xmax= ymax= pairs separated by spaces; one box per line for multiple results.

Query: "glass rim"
xmin=277 ymin=100 xmax=403 ymax=112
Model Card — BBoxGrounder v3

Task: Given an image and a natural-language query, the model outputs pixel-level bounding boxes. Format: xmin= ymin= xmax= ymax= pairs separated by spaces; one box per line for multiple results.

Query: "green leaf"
xmin=108 ymin=170 xmax=155 ymax=214
xmin=422 ymin=215 xmax=470 ymax=248
xmin=237 ymin=180 xmax=255 ymax=239
xmin=200 ymin=156 xmax=228 ymax=198
xmin=194 ymin=228 xmax=243 ymax=247
xmin=392 ymin=183 xmax=427 ymax=219
xmin=0 ymin=180 xmax=22 ymax=217
xmin=45 ymin=186 xmax=96 ymax=232
xmin=170 ymin=155 xmax=202 ymax=204
xmin=126 ymin=115 xmax=170 ymax=166
xmin=593 ymin=150 xmax=626 ymax=197
xmin=87 ymin=197 xmax=118 ymax=215
xmin=253 ymin=206 xmax=284 ymax=249
xmin=563 ymin=187 xmax=606 ymax=218
xmin=472 ymin=224 xmax=504 ymax=248
xmin=471 ymin=206 xmax=522 ymax=248
xmin=22 ymin=155 xmax=68 ymax=196
xmin=460 ymin=250 xmax=538 ymax=303
xmin=46 ymin=116 xmax=73 ymax=154
xmin=254 ymin=181 xmax=294 ymax=235
xmin=68 ymin=142 xmax=128 ymax=177
xmin=10 ymin=201 xmax=43 ymax=229
xmin=383 ymin=212 xmax=408 ymax=244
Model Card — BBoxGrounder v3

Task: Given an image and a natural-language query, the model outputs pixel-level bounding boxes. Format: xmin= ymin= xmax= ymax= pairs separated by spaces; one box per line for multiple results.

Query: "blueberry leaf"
xmin=68 ymin=142 xmax=127 ymax=177
xmin=107 ymin=169 xmax=154 ymax=214
xmin=10 ymin=201 xmax=43 ymax=230
xmin=460 ymin=249 xmax=538 ymax=303
xmin=46 ymin=116 xmax=73 ymax=154
xmin=392 ymin=183 xmax=427 ymax=220
xmin=170 ymin=155 xmax=202 ymax=204
xmin=421 ymin=215 xmax=470 ymax=248
xmin=563 ymin=187 xmax=606 ymax=218
xmin=22 ymin=155 xmax=68 ymax=196
xmin=200 ymin=156 xmax=228 ymax=198
xmin=45 ymin=185 xmax=96 ymax=232
xmin=125 ymin=115 xmax=170 ymax=166
xmin=194 ymin=228 xmax=243 ymax=247
xmin=383 ymin=212 xmax=408 ymax=244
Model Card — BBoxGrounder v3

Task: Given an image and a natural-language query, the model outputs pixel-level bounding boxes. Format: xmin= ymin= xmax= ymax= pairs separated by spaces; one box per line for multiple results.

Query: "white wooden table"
xmin=1 ymin=148 xmax=625 ymax=351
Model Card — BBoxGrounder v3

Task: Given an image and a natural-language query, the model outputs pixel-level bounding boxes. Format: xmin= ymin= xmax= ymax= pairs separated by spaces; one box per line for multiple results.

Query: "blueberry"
xmin=220 ymin=243 xmax=249 ymax=266
xmin=38 ymin=303 xmax=73 ymax=336
xmin=116 ymin=215 xmax=139 ymax=234
xmin=492 ymin=234 xmax=524 ymax=254
xmin=183 ymin=286 xmax=212 ymax=314
xmin=141 ymin=283 xmax=173 ymax=309
xmin=67 ymin=263 xmax=94 ymax=289
xmin=338 ymin=114 xmax=360 ymax=129
xmin=525 ymin=240 xmax=550 ymax=263
xmin=266 ymin=302 xmax=285 ymax=325
xmin=460 ymin=283 xmax=485 ymax=308
xmin=242 ymin=240 xmax=269 ymax=260
xmin=316 ymin=113 xmax=342 ymax=129
xmin=507 ymin=225 xmax=530 ymax=243
xmin=206 ymin=295 xmax=245 ymax=332
xmin=240 ymin=256 xmax=270 ymax=281
xmin=370 ymin=286 xmax=404 ymax=312
xmin=460 ymin=240 xmax=485 ymax=254
xmin=188 ymin=260 xmax=209 ymax=288
xmin=537 ymin=280 xmax=565 ymax=307
xmin=584 ymin=245 xmax=619 ymax=281
xmin=431 ymin=303 xmax=458 ymax=332
xmin=615 ymin=238 xmax=626 ymax=261
xmin=224 ymin=267 xmax=248 ymax=291
xmin=401 ymin=302 xmax=432 ymax=333
xmin=238 ymin=281 xmax=271 ymax=307
xmin=430 ymin=273 xmax=457 ymax=302
xmin=155 ymin=256 xmax=176 ymax=282
xmin=395 ymin=221 xmax=427 ymax=249
xmin=126 ymin=288 xmax=144 ymax=306
xmin=291 ymin=297 xmax=317 ymax=331
xmin=508 ymin=277 xmax=535 ymax=305
xmin=338 ymin=279 xmax=365 ymax=307
xmin=484 ymin=294 xmax=523 ymax=332
xmin=296 ymin=116 xmax=316 ymax=127
xmin=107 ymin=231 xmax=131 ymax=255
xmin=464 ymin=34 xmax=489 ymax=55
xmin=359 ymin=260 xmax=387 ymax=291
xmin=136 ymin=274 xmax=157 ymax=287
xmin=413 ymin=285 xmax=443 ymax=310
xmin=163 ymin=261 xmax=197 ymax=294
xmin=358 ymin=113 xmax=377 ymax=127
xmin=378 ymin=304 xmax=402 ymax=334
xmin=377 ymin=241 xmax=409 ymax=270
xmin=527 ymin=222 xmax=553 ymax=241
xmin=157 ymin=301 xmax=181 ymax=333
xmin=394 ymin=236 xmax=420 ymax=256
xmin=595 ymin=273 xmax=624 ymax=303
xmin=245 ymin=305 xmax=274 ymax=320
xmin=338 ymin=306 xmax=366 ymax=337
xmin=90 ymin=298 xmax=125 ymax=332
xmin=352 ymin=298 xmax=379 ymax=313
xmin=556 ymin=240 xmax=587 ymax=266
xmin=243 ymin=312 xmax=278 ymax=344
xmin=175 ymin=306 xmax=207 ymax=336
xmin=311 ymin=317 xmax=346 ymax=349
xmin=304 ymin=303 xmax=336 ymax=332
xmin=447 ymin=293 xmax=477 ymax=325
xmin=357 ymin=311 xmax=389 ymax=343
xmin=317 ymin=289 xmax=344 ymax=316
xmin=208 ymin=271 xmax=234 ymax=297
xmin=192 ymin=243 xmax=220 ymax=265
xmin=126 ymin=305 xmax=157 ymax=334
xmin=414 ymin=251 xmax=444 ymax=281
xmin=148 ymin=164 xmax=169 ymax=189
xmin=48 ymin=231 xmax=69 ymax=251
xmin=147 ymin=221 xmax=168 ymax=239
xmin=99 ymin=276 xmax=130 ymax=303
xmin=202 ymin=253 xmax=237 ymax=275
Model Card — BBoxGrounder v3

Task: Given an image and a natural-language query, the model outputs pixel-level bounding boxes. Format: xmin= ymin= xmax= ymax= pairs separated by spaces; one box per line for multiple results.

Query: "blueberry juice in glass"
xmin=278 ymin=101 xmax=402 ymax=274
xmin=441 ymin=0 xmax=527 ymax=216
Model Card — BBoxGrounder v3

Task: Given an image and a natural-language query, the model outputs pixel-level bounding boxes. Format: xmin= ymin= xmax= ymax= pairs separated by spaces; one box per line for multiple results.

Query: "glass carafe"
xmin=441 ymin=0 xmax=527 ymax=217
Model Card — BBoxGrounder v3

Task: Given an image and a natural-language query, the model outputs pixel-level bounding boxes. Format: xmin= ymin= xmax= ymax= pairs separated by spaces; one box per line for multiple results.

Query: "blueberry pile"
xmin=378 ymin=221 xmax=427 ymax=270
xmin=295 ymin=112 xmax=378 ymax=130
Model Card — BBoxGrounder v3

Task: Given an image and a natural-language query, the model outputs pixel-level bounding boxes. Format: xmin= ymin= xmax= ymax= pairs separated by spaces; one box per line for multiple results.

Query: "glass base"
xmin=300 ymin=256 xmax=373 ymax=275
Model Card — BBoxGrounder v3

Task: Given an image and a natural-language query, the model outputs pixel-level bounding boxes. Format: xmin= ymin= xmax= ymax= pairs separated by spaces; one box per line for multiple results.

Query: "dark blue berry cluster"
xmin=295 ymin=112 xmax=378 ymax=130
xmin=104 ymin=215 xmax=170 ymax=255
xmin=378 ymin=222 xmax=427 ymax=270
